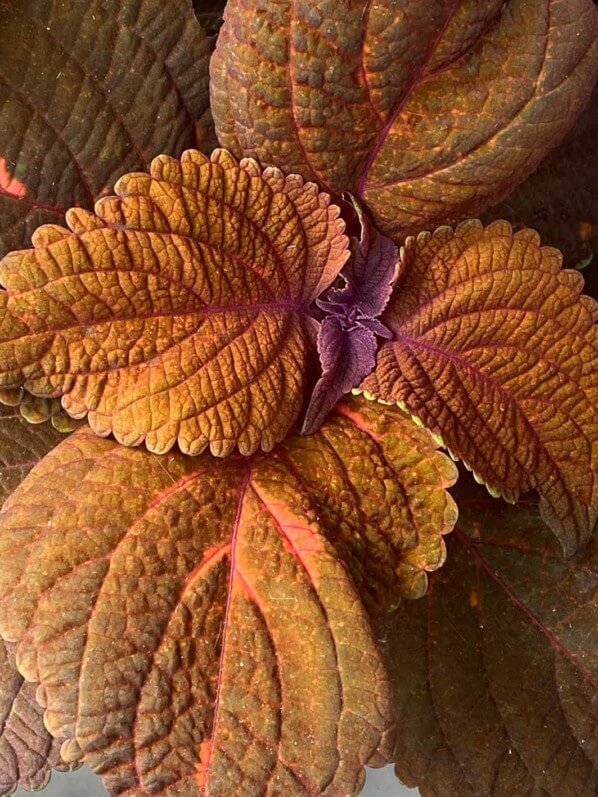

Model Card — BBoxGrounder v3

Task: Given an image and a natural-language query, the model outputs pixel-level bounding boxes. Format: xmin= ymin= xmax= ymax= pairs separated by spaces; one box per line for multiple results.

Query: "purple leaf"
xmin=302 ymin=317 xmax=377 ymax=436
xmin=319 ymin=197 xmax=400 ymax=318
xmin=304 ymin=199 xmax=399 ymax=433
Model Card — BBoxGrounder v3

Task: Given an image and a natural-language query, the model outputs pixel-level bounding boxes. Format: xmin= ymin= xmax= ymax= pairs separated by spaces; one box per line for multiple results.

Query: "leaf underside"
xmin=361 ymin=219 xmax=598 ymax=555
xmin=386 ymin=472 xmax=598 ymax=797
xmin=211 ymin=0 xmax=598 ymax=240
xmin=0 ymin=398 xmax=458 ymax=796
xmin=0 ymin=148 xmax=349 ymax=457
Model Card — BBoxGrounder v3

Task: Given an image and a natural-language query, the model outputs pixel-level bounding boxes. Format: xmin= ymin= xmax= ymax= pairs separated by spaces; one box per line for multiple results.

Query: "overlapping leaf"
xmin=485 ymin=81 xmax=598 ymax=270
xmin=0 ymin=401 xmax=64 ymax=504
xmin=385 ymin=472 xmax=598 ymax=797
xmin=0 ymin=148 xmax=349 ymax=456
xmin=0 ymin=403 xmax=70 ymax=793
xmin=211 ymin=0 xmax=598 ymax=240
xmin=0 ymin=389 xmax=77 ymax=433
xmin=360 ymin=220 xmax=598 ymax=555
xmin=0 ymin=638 xmax=70 ymax=794
xmin=302 ymin=200 xmax=398 ymax=435
xmin=0 ymin=0 xmax=212 ymax=259
xmin=0 ymin=399 xmax=457 ymax=795
xmin=0 ymin=0 xmax=215 ymax=429
xmin=193 ymin=0 xmax=227 ymax=36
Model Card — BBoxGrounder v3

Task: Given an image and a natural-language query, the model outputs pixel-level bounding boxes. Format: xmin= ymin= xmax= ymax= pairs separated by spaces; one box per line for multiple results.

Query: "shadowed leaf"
xmin=0 ymin=399 xmax=457 ymax=795
xmin=0 ymin=638 xmax=70 ymax=794
xmin=361 ymin=220 xmax=598 ymax=555
xmin=0 ymin=148 xmax=349 ymax=456
xmin=386 ymin=472 xmax=598 ymax=797
xmin=0 ymin=401 xmax=64 ymax=504
xmin=484 ymin=81 xmax=598 ymax=270
xmin=211 ymin=0 xmax=598 ymax=241
xmin=0 ymin=0 xmax=212 ymax=258
xmin=0 ymin=389 xmax=78 ymax=433
xmin=193 ymin=0 xmax=227 ymax=36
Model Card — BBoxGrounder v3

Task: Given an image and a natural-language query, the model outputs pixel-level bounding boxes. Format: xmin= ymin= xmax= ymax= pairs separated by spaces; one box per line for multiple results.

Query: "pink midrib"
xmin=354 ymin=3 xmax=461 ymax=196
xmin=455 ymin=527 xmax=596 ymax=688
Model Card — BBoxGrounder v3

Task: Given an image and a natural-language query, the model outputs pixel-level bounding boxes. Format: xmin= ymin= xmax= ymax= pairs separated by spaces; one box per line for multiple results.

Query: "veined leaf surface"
xmin=0 ymin=399 xmax=458 ymax=795
xmin=211 ymin=0 xmax=598 ymax=240
xmin=361 ymin=220 xmax=598 ymax=555
xmin=0 ymin=638 xmax=70 ymax=794
xmin=485 ymin=81 xmax=598 ymax=270
xmin=0 ymin=0 xmax=212 ymax=258
xmin=0 ymin=403 xmax=68 ymax=793
xmin=386 ymin=472 xmax=597 ymax=797
xmin=0 ymin=149 xmax=349 ymax=456
xmin=0 ymin=401 xmax=64 ymax=503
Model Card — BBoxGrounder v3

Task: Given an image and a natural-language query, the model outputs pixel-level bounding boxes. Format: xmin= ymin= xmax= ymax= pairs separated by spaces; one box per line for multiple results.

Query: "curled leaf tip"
xmin=302 ymin=203 xmax=399 ymax=434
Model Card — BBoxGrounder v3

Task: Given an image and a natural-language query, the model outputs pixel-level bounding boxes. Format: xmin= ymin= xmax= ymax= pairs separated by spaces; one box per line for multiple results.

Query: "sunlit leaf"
xmin=485 ymin=81 xmax=598 ymax=270
xmin=0 ymin=0 xmax=212 ymax=258
xmin=0 ymin=148 xmax=349 ymax=456
xmin=0 ymin=399 xmax=457 ymax=795
xmin=211 ymin=0 xmax=598 ymax=240
xmin=0 ymin=638 xmax=70 ymax=794
xmin=360 ymin=220 xmax=598 ymax=555
xmin=385 ymin=471 xmax=598 ymax=797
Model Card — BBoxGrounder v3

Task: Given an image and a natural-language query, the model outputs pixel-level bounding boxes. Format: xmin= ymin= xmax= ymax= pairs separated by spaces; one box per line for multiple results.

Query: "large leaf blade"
xmin=386 ymin=473 xmax=597 ymax=797
xmin=0 ymin=399 xmax=458 ymax=795
xmin=211 ymin=0 xmax=598 ymax=240
xmin=361 ymin=220 xmax=598 ymax=554
xmin=0 ymin=0 xmax=212 ymax=258
xmin=0 ymin=149 xmax=349 ymax=456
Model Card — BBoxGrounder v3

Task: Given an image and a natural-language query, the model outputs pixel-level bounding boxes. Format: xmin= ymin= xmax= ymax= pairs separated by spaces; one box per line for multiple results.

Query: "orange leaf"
xmin=360 ymin=220 xmax=598 ymax=555
xmin=211 ymin=0 xmax=598 ymax=240
xmin=0 ymin=638 xmax=70 ymax=793
xmin=0 ymin=149 xmax=349 ymax=456
xmin=0 ymin=398 xmax=458 ymax=795
xmin=0 ymin=404 xmax=70 ymax=792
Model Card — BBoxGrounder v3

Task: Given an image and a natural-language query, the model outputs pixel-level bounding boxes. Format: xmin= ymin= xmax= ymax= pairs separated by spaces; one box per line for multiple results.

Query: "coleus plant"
xmin=0 ymin=1 xmax=596 ymax=796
